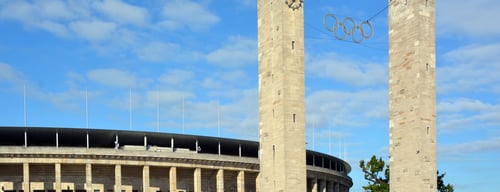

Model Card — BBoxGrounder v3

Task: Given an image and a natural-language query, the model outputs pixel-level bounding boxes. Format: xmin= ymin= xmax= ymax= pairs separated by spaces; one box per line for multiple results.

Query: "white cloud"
xmin=160 ymin=0 xmax=219 ymax=31
xmin=437 ymin=98 xmax=500 ymax=133
xmin=438 ymin=43 xmax=500 ymax=94
xmin=0 ymin=1 xmax=73 ymax=37
xmin=93 ymin=0 xmax=149 ymax=26
xmin=69 ymin=20 xmax=117 ymax=42
xmin=36 ymin=20 xmax=69 ymax=37
xmin=306 ymin=52 xmax=387 ymax=87
xmin=34 ymin=0 xmax=74 ymax=20
xmin=306 ymin=89 xmax=388 ymax=129
xmin=437 ymin=0 xmax=500 ymax=37
xmin=159 ymin=69 xmax=194 ymax=85
xmin=0 ymin=63 xmax=25 ymax=83
xmin=438 ymin=98 xmax=495 ymax=114
xmin=439 ymin=137 xmax=500 ymax=156
xmin=134 ymin=42 xmax=180 ymax=62
xmin=201 ymin=70 xmax=252 ymax=90
xmin=206 ymin=36 xmax=257 ymax=68
xmin=87 ymin=68 xmax=137 ymax=88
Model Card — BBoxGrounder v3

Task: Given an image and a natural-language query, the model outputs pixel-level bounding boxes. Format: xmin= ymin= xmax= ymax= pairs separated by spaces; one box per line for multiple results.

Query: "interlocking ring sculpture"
xmin=323 ymin=14 xmax=374 ymax=44
xmin=285 ymin=0 xmax=304 ymax=10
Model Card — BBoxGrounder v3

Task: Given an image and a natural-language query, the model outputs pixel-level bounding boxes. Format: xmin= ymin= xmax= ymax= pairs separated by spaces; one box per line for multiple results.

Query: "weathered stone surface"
xmin=258 ymin=0 xmax=307 ymax=191
xmin=389 ymin=0 xmax=437 ymax=191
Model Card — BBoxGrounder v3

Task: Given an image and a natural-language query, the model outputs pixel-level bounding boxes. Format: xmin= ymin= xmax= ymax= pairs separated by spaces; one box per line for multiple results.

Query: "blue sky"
xmin=0 ymin=0 xmax=499 ymax=191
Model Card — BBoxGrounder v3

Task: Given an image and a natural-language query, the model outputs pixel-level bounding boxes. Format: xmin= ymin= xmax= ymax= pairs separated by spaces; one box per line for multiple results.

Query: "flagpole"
xmin=312 ymin=120 xmax=316 ymax=151
xmin=329 ymin=126 xmax=332 ymax=155
xmin=86 ymin=88 xmax=88 ymax=129
xmin=182 ymin=95 xmax=185 ymax=134
xmin=129 ymin=88 xmax=132 ymax=130
xmin=217 ymin=102 xmax=220 ymax=138
xmin=157 ymin=90 xmax=160 ymax=132
xmin=24 ymin=83 xmax=26 ymax=127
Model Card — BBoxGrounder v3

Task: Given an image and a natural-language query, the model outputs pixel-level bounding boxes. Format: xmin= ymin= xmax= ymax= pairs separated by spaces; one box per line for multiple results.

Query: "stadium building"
xmin=0 ymin=127 xmax=352 ymax=192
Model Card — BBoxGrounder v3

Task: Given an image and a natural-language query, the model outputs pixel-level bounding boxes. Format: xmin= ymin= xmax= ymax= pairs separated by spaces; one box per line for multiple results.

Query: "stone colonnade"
xmin=308 ymin=176 xmax=350 ymax=192
xmin=1 ymin=163 xmax=256 ymax=192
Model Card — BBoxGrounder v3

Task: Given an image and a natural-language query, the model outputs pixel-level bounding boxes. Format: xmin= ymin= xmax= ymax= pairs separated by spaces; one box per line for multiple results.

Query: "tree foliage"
xmin=359 ymin=155 xmax=454 ymax=192
xmin=359 ymin=155 xmax=390 ymax=192
xmin=437 ymin=171 xmax=455 ymax=192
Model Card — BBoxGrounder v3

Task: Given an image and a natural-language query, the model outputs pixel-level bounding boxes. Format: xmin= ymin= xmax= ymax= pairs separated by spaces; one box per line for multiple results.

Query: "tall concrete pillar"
xmin=237 ymin=171 xmax=245 ymax=192
xmin=169 ymin=167 xmax=177 ymax=192
xmin=85 ymin=164 xmax=92 ymax=192
xmin=193 ymin=168 xmax=201 ymax=192
xmin=257 ymin=0 xmax=306 ymax=191
xmin=255 ymin=173 xmax=260 ymax=192
xmin=55 ymin=163 xmax=61 ymax=192
xmin=114 ymin=165 xmax=121 ymax=192
xmin=311 ymin=177 xmax=317 ymax=192
xmin=22 ymin=163 xmax=29 ymax=192
xmin=216 ymin=169 xmax=224 ymax=192
xmin=327 ymin=180 xmax=334 ymax=192
xmin=388 ymin=0 xmax=437 ymax=191
xmin=319 ymin=179 xmax=326 ymax=192
xmin=143 ymin=166 xmax=150 ymax=192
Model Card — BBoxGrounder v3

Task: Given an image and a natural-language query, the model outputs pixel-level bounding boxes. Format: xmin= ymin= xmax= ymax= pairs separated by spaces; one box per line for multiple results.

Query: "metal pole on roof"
xmin=217 ymin=101 xmax=220 ymax=138
xmin=129 ymin=88 xmax=132 ymax=130
xmin=157 ymin=90 xmax=160 ymax=132
xmin=182 ymin=95 xmax=185 ymax=134
xmin=24 ymin=82 xmax=26 ymax=127
xmin=338 ymin=135 xmax=341 ymax=158
xmin=86 ymin=88 xmax=88 ymax=129
xmin=329 ymin=126 xmax=332 ymax=155
xmin=312 ymin=120 xmax=316 ymax=151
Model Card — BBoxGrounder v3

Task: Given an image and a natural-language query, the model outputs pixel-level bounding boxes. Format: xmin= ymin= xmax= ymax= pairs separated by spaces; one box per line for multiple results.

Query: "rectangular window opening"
xmin=292 ymin=41 xmax=295 ymax=50
xmin=293 ymin=114 xmax=296 ymax=123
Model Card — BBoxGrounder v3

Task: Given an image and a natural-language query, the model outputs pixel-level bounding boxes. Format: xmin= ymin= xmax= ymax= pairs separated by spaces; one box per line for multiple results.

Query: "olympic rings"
xmin=323 ymin=14 xmax=374 ymax=44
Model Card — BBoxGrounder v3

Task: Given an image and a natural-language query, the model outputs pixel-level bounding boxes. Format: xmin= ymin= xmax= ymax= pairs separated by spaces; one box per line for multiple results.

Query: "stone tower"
xmin=388 ymin=0 xmax=437 ymax=191
xmin=257 ymin=0 xmax=306 ymax=191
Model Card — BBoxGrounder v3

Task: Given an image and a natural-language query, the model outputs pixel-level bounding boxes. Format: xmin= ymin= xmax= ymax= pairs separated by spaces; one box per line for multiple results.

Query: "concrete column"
xmin=55 ymin=163 xmax=61 ymax=192
xmin=85 ymin=164 xmax=92 ymax=192
xmin=311 ymin=177 xmax=318 ymax=192
xmin=193 ymin=168 xmax=201 ymax=192
xmin=237 ymin=171 xmax=244 ymax=192
xmin=22 ymin=163 xmax=29 ymax=192
xmin=327 ymin=180 xmax=334 ymax=192
xmin=169 ymin=167 xmax=177 ymax=192
xmin=114 ymin=165 xmax=121 ymax=192
xmin=255 ymin=173 xmax=260 ymax=192
xmin=216 ymin=169 xmax=224 ymax=192
xmin=143 ymin=166 xmax=150 ymax=192
xmin=319 ymin=179 xmax=326 ymax=192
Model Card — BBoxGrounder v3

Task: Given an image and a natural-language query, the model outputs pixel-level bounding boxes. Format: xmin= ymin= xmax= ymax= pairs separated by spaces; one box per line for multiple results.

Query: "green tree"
xmin=359 ymin=155 xmax=454 ymax=192
xmin=437 ymin=171 xmax=455 ymax=192
xmin=359 ymin=155 xmax=390 ymax=192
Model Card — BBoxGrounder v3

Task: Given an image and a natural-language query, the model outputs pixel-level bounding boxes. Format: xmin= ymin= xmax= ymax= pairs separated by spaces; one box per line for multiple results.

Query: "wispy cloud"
xmin=160 ymin=0 xmax=219 ymax=31
xmin=87 ymin=68 xmax=137 ymax=88
xmin=438 ymin=43 xmax=500 ymax=94
xmin=69 ymin=20 xmax=117 ymax=42
xmin=437 ymin=98 xmax=500 ymax=133
xmin=437 ymin=0 xmax=500 ymax=37
xmin=306 ymin=52 xmax=387 ymax=87
xmin=93 ymin=0 xmax=149 ymax=26
xmin=439 ymin=137 xmax=500 ymax=156
xmin=206 ymin=36 xmax=257 ymax=68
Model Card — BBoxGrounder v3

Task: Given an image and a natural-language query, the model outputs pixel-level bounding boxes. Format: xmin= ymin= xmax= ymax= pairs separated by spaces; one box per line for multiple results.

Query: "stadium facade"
xmin=0 ymin=127 xmax=352 ymax=192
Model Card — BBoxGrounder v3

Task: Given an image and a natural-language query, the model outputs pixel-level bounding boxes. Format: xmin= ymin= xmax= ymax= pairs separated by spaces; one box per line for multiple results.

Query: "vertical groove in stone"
xmin=389 ymin=0 xmax=437 ymax=191
xmin=258 ymin=0 xmax=306 ymax=191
